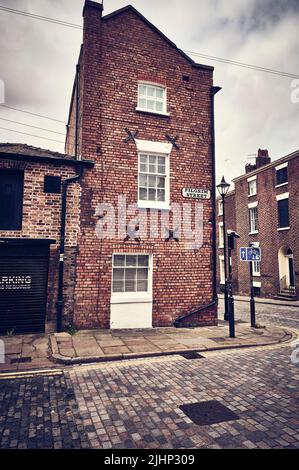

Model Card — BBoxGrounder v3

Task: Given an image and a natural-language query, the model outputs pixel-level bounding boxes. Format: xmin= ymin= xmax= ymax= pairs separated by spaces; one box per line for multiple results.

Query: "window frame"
xmin=136 ymin=82 xmax=169 ymax=117
xmin=247 ymin=176 xmax=257 ymax=197
xmin=252 ymin=260 xmax=261 ymax=277
xmin=111 ymin=253 xmax=153 ymax=303
xmin=138 ymin=151 xmax=170 ymax=210
xmin=249 ymin=204 xmax=258 ymax=234
xmin=275 ymin=163 xmax=288 ymax=188
xmin=0 ymin=169 xmax=24 ymax=231
xmin=276 ymin=194 xmax=290 ymax=230
xmin=218 ymin=200 xmax=223 ymax=216
xmin=218 ymin=222 xmax=224 ymax=248
xmin=219 ymin=255 xmax=225 ymax=285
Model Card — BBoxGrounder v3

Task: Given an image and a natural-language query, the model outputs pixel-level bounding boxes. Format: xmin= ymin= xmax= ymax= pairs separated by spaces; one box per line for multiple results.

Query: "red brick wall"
xmin=67 ymin=3 xmax=217 ymax=328
xmin=0 ymin=158 xmax=81 ymax=325
xmin=217 ymin=153 xmax=299 ymax=299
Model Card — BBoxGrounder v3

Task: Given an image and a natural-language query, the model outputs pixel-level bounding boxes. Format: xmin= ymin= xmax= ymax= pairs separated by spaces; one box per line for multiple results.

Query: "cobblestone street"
xmin=1 ymin=342 xmax=298 ymax=449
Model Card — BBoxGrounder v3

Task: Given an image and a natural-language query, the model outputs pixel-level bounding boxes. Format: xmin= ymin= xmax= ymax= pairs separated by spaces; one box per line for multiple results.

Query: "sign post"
xmin=240 ymin=246 xmax=261 ymax=328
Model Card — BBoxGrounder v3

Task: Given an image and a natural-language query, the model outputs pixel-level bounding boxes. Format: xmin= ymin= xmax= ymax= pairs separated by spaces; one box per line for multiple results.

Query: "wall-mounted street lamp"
xmin=217 ymin=176 xmax=230 ymax=321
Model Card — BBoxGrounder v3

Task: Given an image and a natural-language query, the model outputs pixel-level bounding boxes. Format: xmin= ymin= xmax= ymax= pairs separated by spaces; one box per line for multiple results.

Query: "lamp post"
xmin=217 ymin=176 xmax=230 ymax=321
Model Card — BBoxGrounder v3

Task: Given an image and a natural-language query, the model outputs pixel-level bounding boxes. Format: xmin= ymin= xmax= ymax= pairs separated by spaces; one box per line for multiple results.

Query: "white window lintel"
xmin=275 ymin=162 xmax=288 ymax=171
xmin=135 ymin=139 xmax=172 ymax=154
xmin=248 ymin=201 xmax=258 ymax=209
xmin=276 ymin=192 xmax=289 ymax=201
xmin=247 ymin=175 xmax=257 ymax=182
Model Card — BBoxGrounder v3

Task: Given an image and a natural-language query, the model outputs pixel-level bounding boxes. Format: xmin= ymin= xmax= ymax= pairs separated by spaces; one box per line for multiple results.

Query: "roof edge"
xmin=0 ymin=151 xmax=94 ymax=168
xmin=102 ymin=5 xmax=214 ymax=72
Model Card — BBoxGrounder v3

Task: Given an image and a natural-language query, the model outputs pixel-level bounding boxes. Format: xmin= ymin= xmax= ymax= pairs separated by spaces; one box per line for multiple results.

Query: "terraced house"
xmin=217 ymin=148 xmax=299 ymax=301
xmin=0 ymin=0 xmax=219 ymax=333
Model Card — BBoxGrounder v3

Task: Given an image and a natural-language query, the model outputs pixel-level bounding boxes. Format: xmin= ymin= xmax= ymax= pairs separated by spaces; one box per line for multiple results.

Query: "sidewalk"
xmin=0 ymin=321 xmax=295 ymax=373
xmin=50 ymin=321 xmax=294 ymax=365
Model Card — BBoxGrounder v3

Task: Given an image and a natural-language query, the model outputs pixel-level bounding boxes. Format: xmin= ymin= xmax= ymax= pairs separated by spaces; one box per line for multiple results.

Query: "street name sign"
xmin=182 ymin=188 xmax=211 ymax=199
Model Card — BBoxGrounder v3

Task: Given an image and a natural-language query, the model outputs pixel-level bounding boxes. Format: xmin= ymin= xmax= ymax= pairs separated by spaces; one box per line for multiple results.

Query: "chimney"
xmin=83 ymin=0 xmax=103 ymax=19
xmin=256 ymin=149 xmax=271 ymax=169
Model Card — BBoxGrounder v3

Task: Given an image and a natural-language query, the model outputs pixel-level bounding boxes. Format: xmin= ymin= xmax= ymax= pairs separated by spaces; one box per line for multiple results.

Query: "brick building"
xmin=65 ymin=1 xmax=218 ymax=329
xmin=0 ymin=144 xmax=93 ymax=334
xmin=217 ymin=148 xmax=299 ymax=300
xmin=0 ymin=1 xmax=219 ymax=333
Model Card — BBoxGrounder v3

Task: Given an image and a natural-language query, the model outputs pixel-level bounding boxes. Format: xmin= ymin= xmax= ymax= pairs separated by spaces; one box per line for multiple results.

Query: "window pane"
xmin=156 ymin=101 xmax=163 ymax=112
xmin=156 ymin=88 xmax=163 ymax=99
xmin=139 ymin=174 xmax=147 ymax=187
xmin=149 ymin=156 xmax=156 ymax=164
xmin=157 ymin=177 xmax=165 ymax=188
xmin=148 ymin=175 xmax=156 ymax=188
xmin=114 ymin=255 xmax=125 ymax=266
xmin=139 ymin=187 xmax=147 ymax=200
xmin=137 ymin=268 xmax=148 ymax=280
xmin=137 ymin=279 xmax=148 ymax=292
xmin=126 ymin=255 xmax=137 ymax=266
xmin=276 ymin=167 xmax=288 ymax=185
xmin=140 ymin=163 xmax=148 ymax=172
xmin=113 ymin=268 xmax=124 ymax=292
xmin=157 ymin=189 xmax=165 ymax=201
xmin=158 ymin=165 xmax=165 ymax=174
xmin=147 ymin=100 xmax=155 ymax=110
xmin=148 ymin=188 xmax=156 ymax=201
xmin=139 ymin=85 xmax=146 ymax=95
xmin=158 ymin=156 xmax=165 ymax=165
xmin=138 ymin=98 xmax=146 ymax=109
xmin=147 ymin=86 xmax=155 ymax=97
xmin=149 ymin=165 xmax=156 ymax=173
xmin=138 ymin=255 xmax=149 ymax=267
xmin=125 ymin=268 xmax=136 ymax=292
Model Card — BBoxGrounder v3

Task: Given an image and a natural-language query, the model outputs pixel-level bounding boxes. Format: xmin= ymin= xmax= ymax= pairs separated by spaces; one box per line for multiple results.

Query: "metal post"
xmin=228 ymin=247 xmax=235 ymax=338
xmin=249 ymin=260 xmax=256 ymax=328
xmin=222 ymin=194 xmax=229 ymax=321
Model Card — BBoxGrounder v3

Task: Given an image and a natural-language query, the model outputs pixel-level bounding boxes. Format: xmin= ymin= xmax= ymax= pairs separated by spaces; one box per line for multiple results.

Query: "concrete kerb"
xmin=49 ymin=327 xmax=296 ymax=366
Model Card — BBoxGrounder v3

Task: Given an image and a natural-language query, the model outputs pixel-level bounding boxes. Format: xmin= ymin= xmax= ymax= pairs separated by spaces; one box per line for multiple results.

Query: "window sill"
xmin=111 ymin=295 xmax=152 ymax=304
xmin=275 ymin=182 xmax=288 ymax=189
xmin=248 ymin=193 xmax=257 ymax=198
xmin=249 ymin=231 xmax=259 ymax=235
xmin=252 ymin=273 xmax=261 ymax=277
xmin=138 ymin=201 xmax=170 ymax=211
xmin=219 ymin=245 xmax=224 ymax=249
xmin=277 ymin=226 xmax=290 ymax=231
xmin=135 ymin=107 xmax=170 ymax=117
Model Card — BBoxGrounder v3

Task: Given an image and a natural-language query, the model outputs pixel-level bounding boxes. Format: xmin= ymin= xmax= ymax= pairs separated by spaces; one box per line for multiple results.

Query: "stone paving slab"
xmin=50 ymin=323 xmax=294 ymax=365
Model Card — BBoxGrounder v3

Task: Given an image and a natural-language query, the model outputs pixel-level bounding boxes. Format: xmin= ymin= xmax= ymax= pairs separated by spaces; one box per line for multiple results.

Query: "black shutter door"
xmin=0 ymin=245 xmax=49 ymax=334
xmin=0 ymin=170 xmax=24 ymax=230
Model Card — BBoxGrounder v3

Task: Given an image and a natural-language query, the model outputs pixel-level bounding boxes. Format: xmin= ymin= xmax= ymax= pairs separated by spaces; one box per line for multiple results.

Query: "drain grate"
xmin=10 ymin=357 xmax=32 ymax=364
xmin=180 ymin=352 xmax=204 ymax=360
xmin=180 ymin=400 xmax=239 ymax=426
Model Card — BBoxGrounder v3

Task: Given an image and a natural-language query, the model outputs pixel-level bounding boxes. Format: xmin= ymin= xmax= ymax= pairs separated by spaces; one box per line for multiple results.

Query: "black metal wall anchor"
xmin=165 ymin=134 xmax=180 ymax=150
xmin=124 ymin=128 xmax=139 ymax=143
xmin=165 ymin=227 xmax=179 ymax=243
xmin=123 ymin=224 xmax=141 ymax=242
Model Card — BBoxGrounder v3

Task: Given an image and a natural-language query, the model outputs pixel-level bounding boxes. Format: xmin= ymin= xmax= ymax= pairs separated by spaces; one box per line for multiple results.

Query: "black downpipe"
xmin=75 ymin=63 xmax=80 ymax=159
xmin=56 ymin=170 xmax=83 ymax=332
xmin=173 ymin=85 xmax=221 ymax=328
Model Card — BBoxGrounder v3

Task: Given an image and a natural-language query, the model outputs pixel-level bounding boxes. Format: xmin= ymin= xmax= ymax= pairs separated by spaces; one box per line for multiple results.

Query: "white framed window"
xmin=219 ymin=256 xmax=225 ymax=284
xmin=218 ymin=200 xmax=223 ymax=216
xmin=138 ymin=152 xmax=170 ymax=209
xmin=248 ymin=202 xmax=258 ymax=233
xmin=276 ymin=192 xmax=290 ymax=230
xmin=137 ymin=82 xmax=168 ymax=116
xmin=112 ymin=254 xmax=151 ymax=296
xmin=218 ymin=222 xmax=224 ymax=248
xmin=248 ymin=176 xmax=257 ymax=197
xmin=252 ymin=260 xmax=261 ymax=276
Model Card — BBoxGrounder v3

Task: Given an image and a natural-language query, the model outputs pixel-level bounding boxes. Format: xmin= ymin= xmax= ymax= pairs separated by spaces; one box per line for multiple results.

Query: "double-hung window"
xmin=218 ymin=222 xmax=224 ymax=248
xmin=139 ymin=153 xmax=166 ymax=203
xmin=252 ymin=260 xmax=261 ymax=276
xmin=248 ymin=176 xmax=257 ymax=197
xmin=248 ymin=202 xmax=258 ymax=233
xmin=137 ymin=83 xmax=168 ymax=115
xmin=112 ymin=254 xmax=150 ymax=294
xmin=275 ymin=163 xmax=288 ymax=187
xmin=276 ymin=193 xmax=290 ymax=229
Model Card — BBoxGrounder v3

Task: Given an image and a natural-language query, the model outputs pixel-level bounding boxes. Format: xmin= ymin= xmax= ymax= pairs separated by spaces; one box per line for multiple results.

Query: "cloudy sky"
xmin=0 ymin=0 xmax=298 ymax=184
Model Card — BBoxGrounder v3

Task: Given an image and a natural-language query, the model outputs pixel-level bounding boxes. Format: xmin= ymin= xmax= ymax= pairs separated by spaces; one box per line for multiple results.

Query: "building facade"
xmin=0 ymin=144 xmax=93 ymax=334
xmin=217 ymin=148 xmax=299 ymax=301
xmin=65 ymin=1 xmax=218 ymax=329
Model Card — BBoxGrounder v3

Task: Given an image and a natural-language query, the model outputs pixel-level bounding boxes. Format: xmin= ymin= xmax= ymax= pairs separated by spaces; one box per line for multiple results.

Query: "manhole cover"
xmin=180 ymin=400 xmax=239 ymax=426
xmin=180 ymin=352 xmax=204 ymax=360
xmin=10 ymin=357 xmax=32 ymax=364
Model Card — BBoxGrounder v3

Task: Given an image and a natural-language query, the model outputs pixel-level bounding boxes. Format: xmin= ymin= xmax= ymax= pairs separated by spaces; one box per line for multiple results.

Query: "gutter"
xmin=174 ymin=85 xmax=221 ymax=328
xmin=56 ymin=169 xmax=83 ymax=332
